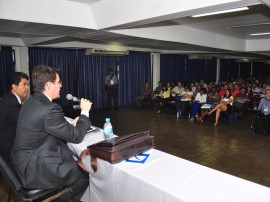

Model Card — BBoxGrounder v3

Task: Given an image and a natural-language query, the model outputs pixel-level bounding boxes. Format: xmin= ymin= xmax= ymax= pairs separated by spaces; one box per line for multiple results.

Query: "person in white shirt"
xmin=190 ymin=88 xmax=207 ymax=121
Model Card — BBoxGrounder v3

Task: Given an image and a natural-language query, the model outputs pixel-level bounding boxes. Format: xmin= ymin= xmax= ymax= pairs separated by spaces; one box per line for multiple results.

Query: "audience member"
xmin=256 ymin=89 xmax=270 ymax=133
xmin=234 ymin=87 xmax=250 ymax=111
xmin=207 ymin=89 xmax=234 ymax=126
xmin=190 ymin=88 xmax=207 ymax=121
xmin=135 ymin=82 xmax=152 ymax=107
xmin=197 ymin=87 xmax=219 ymax=123
xmin=177 ymin=86 xmax=193 ymax=118
xmin=152 ymin=81 xmax=163 ymax=99
xmin=232 ymin=84 xmax=240 ymax=97
xmin=258 ymin=89 xmax=270 ymax=115
xmin=11 ymin=65 xmax=92 ymax=202
xmin=0 ymin=72 xmax=29 ymax=159
xmin=156 ymin=85 xmax=170 ymax=114
xmin=171 ymin=82 xmax=185 ymax=97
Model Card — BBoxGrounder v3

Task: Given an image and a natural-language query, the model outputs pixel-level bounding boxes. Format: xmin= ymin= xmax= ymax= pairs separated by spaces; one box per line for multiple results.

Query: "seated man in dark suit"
xmin=0 ymin=72 xmax=29 ymax=159
xmin=11 ymin=65 xmax=92 ymax=202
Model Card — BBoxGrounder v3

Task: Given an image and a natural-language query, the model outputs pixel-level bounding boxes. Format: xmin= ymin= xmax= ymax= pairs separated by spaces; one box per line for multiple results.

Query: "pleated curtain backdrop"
xmin=160 ymin=54 xmax=217 ymax=84
xmin=0 ymin=46 xmax=14 ymax=97
xmin=29 ymin=48 xmax=151 ymax=109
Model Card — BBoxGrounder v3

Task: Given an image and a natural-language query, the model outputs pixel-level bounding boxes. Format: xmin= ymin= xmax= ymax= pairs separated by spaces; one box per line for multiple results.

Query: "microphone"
xmin=66 ymin=94 xmax=80 ymax=103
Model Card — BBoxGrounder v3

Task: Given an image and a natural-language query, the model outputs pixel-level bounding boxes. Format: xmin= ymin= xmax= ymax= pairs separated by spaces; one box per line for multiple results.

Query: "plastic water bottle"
xmin=176 ymin=111 xmax=180 ymax=119
xmin=104 ymin=118 xmax=113 ymax=139
xmin=176 ymin=108 xmax=182 ymax=119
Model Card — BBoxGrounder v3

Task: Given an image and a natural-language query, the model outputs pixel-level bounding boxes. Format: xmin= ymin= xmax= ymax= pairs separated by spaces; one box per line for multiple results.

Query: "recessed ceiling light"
xmin=191 ymin=7 xmax=249 ymax=18
xmin=250 ymin=32 xmax=270 ymax=36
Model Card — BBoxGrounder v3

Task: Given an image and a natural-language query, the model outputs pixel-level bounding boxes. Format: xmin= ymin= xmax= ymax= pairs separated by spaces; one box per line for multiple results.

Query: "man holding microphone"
xmin=11 ymin=65 xmax=92 ymax=202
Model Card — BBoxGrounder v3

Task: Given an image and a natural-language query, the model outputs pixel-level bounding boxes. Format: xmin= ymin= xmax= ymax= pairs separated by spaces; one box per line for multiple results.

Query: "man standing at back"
xmin=11 ymin=65 xmax=92 ymax=202
xmin=105 ymin=68 xmax=118 ymax=110
xmin=0 ymin=72 xmax=29 ymax=159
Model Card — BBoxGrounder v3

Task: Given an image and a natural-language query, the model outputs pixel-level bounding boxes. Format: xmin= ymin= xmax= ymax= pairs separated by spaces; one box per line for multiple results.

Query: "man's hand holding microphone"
xmin=71 ymin=98 xmax=92 ymax=127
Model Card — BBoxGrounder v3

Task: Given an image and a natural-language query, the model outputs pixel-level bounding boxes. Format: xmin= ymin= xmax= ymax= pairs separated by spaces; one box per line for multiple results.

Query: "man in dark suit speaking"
xmin=11 ymin=65 xmax=92 ymax=201
xmin=0 ymin=72 xmax=29 ymax=159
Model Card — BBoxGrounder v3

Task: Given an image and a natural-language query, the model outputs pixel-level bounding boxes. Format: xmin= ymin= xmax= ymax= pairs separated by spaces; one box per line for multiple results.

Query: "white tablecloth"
xmin=68 ymin=130 xmax=270 ymax=202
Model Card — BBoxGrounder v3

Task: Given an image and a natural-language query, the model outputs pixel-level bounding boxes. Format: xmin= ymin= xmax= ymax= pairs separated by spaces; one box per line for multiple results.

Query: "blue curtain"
xmin=160 ymin=54 xmax=187 ymax=83
xmin=0 ymin=46 xmax=14 ymax=97
xmin=118 ymin=51 xmax=151 ymax=106
xmin=160 ymin=54 xmax=216 ymax=85
xmin=29 ymin=47 xmax=80 ymax=106
xmin=205 ymin=59 xmax=217 ymax=82
xmin=29 ymin=48 xmax=151 ymax=108
xmin=220 ymin=59 xmax=239 ymax=81
xmin=239 ymin=62 xmax=251 ymax=78
xmin=77 ymin=50 xmax=151 ymax=108
xmin=253 ymin=62 xmax=270 ymax=78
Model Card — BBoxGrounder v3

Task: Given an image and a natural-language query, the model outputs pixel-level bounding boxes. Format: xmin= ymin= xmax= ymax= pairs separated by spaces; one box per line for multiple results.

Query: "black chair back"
xmin=0 ymin=151 xmax=74 ymax=202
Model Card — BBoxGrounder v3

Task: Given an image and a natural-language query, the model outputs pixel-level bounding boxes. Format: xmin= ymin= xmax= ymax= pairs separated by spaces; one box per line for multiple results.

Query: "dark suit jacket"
xmin=0 ymin=92 xmax=21 ymax=157
xmin=11 ymin=92 xmax=91 ymax=189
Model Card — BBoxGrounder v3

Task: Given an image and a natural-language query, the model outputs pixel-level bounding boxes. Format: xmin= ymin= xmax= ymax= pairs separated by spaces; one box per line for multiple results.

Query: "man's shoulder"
xmin=0 ymin=92 xmax=17 ymax=104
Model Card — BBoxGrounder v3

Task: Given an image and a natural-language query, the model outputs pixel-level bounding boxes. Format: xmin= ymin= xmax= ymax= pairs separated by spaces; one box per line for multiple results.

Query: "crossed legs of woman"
xmin=207 ymin=103 xmax=228 ymax=126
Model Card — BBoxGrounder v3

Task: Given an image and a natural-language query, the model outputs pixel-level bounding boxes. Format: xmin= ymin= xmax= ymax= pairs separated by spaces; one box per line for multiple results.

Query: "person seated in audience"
xmin=170 ymin=81 xmax=175 ymax=89
xmin=232 ymin=84 xmax=240 ymax=97
xmin=156 ymin=85 xmax=171 ymax=114
xmin=197 ymin=87 xmax=220 ymax=123
xmin=199 ymin=80 xmax=207 ymax=89
xmin=0 ymin=72 xmax=29 ymax=159
xmin=176 ymin=86 xmax=193 ymax=118
xmin=252 ymin=83 xmax=261 ymax=95
xmin=166 ymin=82 xmax=172 ymax=91
xmin=190 ymin=82 xmax=196 ymax=94
xmin=193 ymin=84 xmax=201 ymax=99
xmin=234 ymin=87 xmax=250 ymax=111
xmin=246 ymin=85 xmax=254 ymax=110
xmin=152 ymin=81 xmax=163 ymax=99
xmin=171 ymin=81 xmax=185 ymax=97
xmin=260 ymin=82 xmax=268 ymax=94
xmin=218 ymin=84 xmax=225 ymax=98
xmin=190 ymin=88 xmax=207 ymax=121
xmin=257 ymin=89 xmax=270 ymax=133
xmin=135 ymin=82 xmax=152 ymax=108
xmin=207 ymin=89 xmax=234 ymax=126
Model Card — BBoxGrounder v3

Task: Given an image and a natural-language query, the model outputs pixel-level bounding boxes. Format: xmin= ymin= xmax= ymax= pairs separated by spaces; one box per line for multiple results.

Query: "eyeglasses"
xmin=54 ymin=80 xmax=62 ymax=85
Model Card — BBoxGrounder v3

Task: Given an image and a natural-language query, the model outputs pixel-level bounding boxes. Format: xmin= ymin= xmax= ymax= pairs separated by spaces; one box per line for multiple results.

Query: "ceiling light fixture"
xmin=250 ymin=32 xmax=270 ymax=36
xmin=191 ymin=7 xmax=249 ymax=18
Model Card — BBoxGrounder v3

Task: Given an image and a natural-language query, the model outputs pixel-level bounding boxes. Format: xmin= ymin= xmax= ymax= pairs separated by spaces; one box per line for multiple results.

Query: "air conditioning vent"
xmin=188 ymin=54 xmax=212 ymax=60
xmin=85 ymin=49 xmax=129 ymax=55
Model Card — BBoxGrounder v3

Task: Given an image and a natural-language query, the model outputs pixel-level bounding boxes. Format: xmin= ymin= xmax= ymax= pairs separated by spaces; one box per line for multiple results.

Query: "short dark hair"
xmin=200 ymin=88 xmax=207 ymax=94
xmin=8 ymin=72 xmax=29 ymax=91
xmin=32 ymin=65 xmax=60 ymax=92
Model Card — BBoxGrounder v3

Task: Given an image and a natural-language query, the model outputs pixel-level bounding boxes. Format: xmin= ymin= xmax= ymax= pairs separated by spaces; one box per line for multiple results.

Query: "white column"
xmin=151 ymin=53 xmax=160 ymax=90
xmin=250 ymin=62 xmax=253 ymax=76
xmin=238 ymin=63 xmax=241 ymax=78
xmin=13 ymin=46 xmax=30 ymax=97
xmin=216 ymin=58 xmax=220 ymax=83
xmin=13 ymin=46 xmax=29 ymax=75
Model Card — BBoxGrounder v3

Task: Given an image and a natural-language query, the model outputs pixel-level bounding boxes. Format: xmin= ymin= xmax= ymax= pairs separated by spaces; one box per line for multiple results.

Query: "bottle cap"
xmin=105 ymin=118 xmax=110 ymax=122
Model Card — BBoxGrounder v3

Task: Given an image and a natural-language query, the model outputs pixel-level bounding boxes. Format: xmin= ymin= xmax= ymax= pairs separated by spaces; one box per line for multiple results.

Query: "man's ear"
xmin=11 ymin=84 xmax=17 ymax=91
xmin=44 ymin=82 xmax=51 ymax=92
